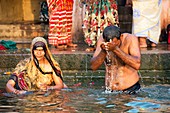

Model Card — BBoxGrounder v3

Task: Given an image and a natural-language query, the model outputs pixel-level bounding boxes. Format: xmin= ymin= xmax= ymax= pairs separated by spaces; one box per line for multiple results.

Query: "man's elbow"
xmin=90 ymin=62 xmax=100 ymax=71
xmin=134 ymin=61 xmax=141 ymax=70
xmin=135 ymin=64 xmax=141 ymax=70
xmin=91 ymin=65 xmax=98 ymax=71
xmin=90 ymin=59 xmax=97 ymax=71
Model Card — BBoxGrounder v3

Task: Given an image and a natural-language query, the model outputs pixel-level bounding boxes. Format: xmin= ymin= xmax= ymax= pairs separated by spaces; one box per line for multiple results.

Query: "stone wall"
xmin=0 ymin=0 xmax=133 ymax=44
xmin=0 ymin=0 xmax=84 ymax=43
xmin=0 ymin=24 xmax=48 ymax=43
xmin=0 ymin=51 xmax=170 ymax=79
xmin=0 ymin=0 xmax=44 ymax=23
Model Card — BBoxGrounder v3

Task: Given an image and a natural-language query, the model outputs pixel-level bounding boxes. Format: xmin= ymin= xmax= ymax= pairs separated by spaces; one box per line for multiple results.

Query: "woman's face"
xmin=33 ymin=47 xmax=45 ymax=61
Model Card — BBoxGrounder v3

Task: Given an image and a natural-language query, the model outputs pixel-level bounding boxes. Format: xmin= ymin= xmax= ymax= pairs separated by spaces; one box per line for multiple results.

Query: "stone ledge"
xmin=0 ymin=50 xmax=170 ymax=74
xmin=0 ymin=24 xmax=48 ymax=42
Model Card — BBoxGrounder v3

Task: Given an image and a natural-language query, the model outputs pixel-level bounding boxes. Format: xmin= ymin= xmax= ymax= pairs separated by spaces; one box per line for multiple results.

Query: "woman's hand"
xmin=13 ymin=89 xmax=27 ymax=95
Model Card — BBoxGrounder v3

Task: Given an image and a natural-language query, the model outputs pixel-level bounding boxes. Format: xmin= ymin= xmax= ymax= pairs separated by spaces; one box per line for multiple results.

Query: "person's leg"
xmin=139 ymin=37 xmax=147 ymax=47
xmin=67 ymin=43 xmax=77 ymax=47
xmin=151 ymin=42 xmax=157 ymax=47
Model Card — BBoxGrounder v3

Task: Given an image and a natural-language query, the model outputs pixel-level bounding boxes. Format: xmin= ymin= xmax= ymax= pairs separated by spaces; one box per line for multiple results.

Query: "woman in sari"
xmin=47 ymin=0 xmax=77 ymax=48
xmin=6 ymin=37 xmax=67 ymax=95
xmin=81 ymin=0 xmax=119 ymax=51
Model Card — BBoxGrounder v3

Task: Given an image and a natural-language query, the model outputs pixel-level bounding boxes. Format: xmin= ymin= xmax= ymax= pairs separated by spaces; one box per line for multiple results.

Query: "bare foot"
xmin=67 ymin=43 xmax=77 ymax=47
xmin=139 ymin=37 xmax=147 ymax=48
xmin=140 ymin=44 xmax=147 ymax=48
xmin=55 ymin=44 xmax=67 ymax=49
xmin=151 ymin=43 xmax=157 ymax=47
xmin=85 ymin=47 xmax=95 ymax=52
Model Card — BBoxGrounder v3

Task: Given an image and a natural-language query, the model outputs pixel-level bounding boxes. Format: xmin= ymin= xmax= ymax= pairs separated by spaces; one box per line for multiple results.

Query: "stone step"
xmin=119 ymin=22 xmax=132 ymax=33
xmin=118 ymin=6 xmax=132 ymax=15
xmin=0 ymin=24 xmax=48 ymax=43
xmin=119 ymin=14 xmax=132 ymax=22
xmin=0 ymin=5 xmax=133 ymax=43
xmin=0 ymin=44 xmax=170 ymax=78
xmin=118 ymin=6 xmax=133 ymax=33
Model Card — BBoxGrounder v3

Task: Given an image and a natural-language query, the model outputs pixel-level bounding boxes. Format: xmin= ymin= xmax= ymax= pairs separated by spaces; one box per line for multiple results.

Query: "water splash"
xmin=105 ymin=52 xmax=118 ymax=91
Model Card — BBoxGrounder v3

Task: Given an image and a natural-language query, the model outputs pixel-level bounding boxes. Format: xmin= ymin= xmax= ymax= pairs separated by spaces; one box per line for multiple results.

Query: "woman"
xmin=132 ymin=0 xmax=162 ymax=47
xmin=6 ymin=37 xmax=67 ymax=95
xmin=82 ymin=0 xmax=119 ymax=51
xmin=47 ymin=0 xmax=77 ymax=48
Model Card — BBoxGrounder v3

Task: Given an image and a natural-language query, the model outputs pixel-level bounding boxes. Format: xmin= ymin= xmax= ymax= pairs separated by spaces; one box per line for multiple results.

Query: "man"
xmin=90 ymin=25 xmax=141 ymax=94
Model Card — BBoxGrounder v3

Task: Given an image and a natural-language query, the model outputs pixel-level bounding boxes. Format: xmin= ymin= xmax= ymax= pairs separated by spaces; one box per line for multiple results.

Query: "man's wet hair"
xmin=103 ymin=25 xmax=121 ymax=42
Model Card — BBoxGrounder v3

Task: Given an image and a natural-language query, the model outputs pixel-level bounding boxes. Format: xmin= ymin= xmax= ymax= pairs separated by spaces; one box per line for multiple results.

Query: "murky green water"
xmin=0 ymin=75 xmax=170 ymax=113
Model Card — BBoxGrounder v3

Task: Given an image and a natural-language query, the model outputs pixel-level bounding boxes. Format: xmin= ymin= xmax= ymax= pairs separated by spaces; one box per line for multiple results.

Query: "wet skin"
xmin=90 ymin=33 xmax=141 ymax=90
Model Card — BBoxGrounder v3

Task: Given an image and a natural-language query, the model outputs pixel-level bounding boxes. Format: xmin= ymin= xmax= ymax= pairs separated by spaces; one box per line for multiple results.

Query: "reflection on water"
xmin=0 ymin=81 xmax=169 ymax=112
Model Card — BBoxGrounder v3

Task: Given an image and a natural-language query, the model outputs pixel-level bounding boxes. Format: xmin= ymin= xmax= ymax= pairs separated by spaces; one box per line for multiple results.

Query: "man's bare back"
xmin=91 ymin=26 xmax=141 ymax=92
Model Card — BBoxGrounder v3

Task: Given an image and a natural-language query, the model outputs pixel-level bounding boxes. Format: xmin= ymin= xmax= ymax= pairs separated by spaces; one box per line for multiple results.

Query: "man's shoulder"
xmin=123 ymin=33 xmax=136 ymax=38
xmin=122 ymin=33 xmax=137 ymax=41
xmin=121 ymin=33 xmax=138 ymax=45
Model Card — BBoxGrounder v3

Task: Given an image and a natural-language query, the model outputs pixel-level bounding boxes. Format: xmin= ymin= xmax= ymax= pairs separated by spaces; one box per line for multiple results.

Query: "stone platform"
xmin=0 ymin=43 xmax=170 ymax=82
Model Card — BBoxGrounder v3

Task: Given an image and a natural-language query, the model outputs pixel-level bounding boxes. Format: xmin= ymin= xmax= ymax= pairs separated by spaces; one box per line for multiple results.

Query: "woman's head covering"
xmin=32 ymin=41 xmax=46 ymax=50
xmin=31 ymin=37 xmax=47 ymax=53
xmin=31 ymin=37 xmax=54 ymax=64
xmin=31 ymin=37 xmax=47 ymax=46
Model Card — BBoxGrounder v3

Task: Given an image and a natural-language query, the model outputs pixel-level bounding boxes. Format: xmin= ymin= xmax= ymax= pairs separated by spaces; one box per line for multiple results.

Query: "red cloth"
xmin=47 ymin=0 xmax=73 ymax=46
xmin=0 ymin=44 xmax=6 ymax=50
xmin=168 ymin=25 xmax=170 ymax=44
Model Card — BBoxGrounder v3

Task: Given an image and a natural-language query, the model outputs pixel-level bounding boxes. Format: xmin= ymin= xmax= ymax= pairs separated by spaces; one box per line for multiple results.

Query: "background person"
xmin=47 ymin=0 xmax=77 ymax=48
xmin=90 ymin=25 xmax=141 ymax=94
xmin=6 ymin=37 xmax=67 ymax=95
xmin=132 ymin=0 xmax=162 ymax=48
xmin=81 ymin=0 xmax=119 ymax=51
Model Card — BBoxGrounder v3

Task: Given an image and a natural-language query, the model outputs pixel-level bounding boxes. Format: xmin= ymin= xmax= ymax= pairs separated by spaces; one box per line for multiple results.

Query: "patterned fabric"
xmin=13 ymin=37 xmax=63 ymax=91
xmin=82 ymin=0 xmax=119 ymax=47
xmin=132 ymin=0 xmax=162 ymax=44
xmin=47 ymin=0 xmax=74 ymax=46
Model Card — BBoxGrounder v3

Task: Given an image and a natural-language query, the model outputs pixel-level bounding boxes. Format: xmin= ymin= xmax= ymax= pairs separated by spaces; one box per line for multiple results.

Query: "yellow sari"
xmin=13 ymin=37 xmax=63 ymax=91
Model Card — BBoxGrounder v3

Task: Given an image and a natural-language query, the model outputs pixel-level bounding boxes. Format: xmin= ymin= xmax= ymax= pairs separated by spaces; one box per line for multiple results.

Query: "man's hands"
xmin=100 ymin=41 xmax=119 ymax=52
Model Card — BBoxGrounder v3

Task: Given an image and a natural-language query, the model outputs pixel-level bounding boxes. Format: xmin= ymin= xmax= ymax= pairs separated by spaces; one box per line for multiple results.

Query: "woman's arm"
xmin=47 ymin=72 xmax=64 ymax=90
xmin=6 ymin=76 xmax=27 ymax=94
xmin=6 ymin=80 xmax=16 ymax=93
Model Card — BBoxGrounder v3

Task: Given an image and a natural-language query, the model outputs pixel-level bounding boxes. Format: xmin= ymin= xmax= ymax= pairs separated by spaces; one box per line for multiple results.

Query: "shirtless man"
xmin=90 ymin=25 xmax=141 ymax=94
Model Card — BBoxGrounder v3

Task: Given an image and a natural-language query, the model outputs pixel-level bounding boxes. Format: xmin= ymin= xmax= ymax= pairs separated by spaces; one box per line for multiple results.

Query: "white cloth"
xmin=132 ymin=0 xmax=162 ymax=44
